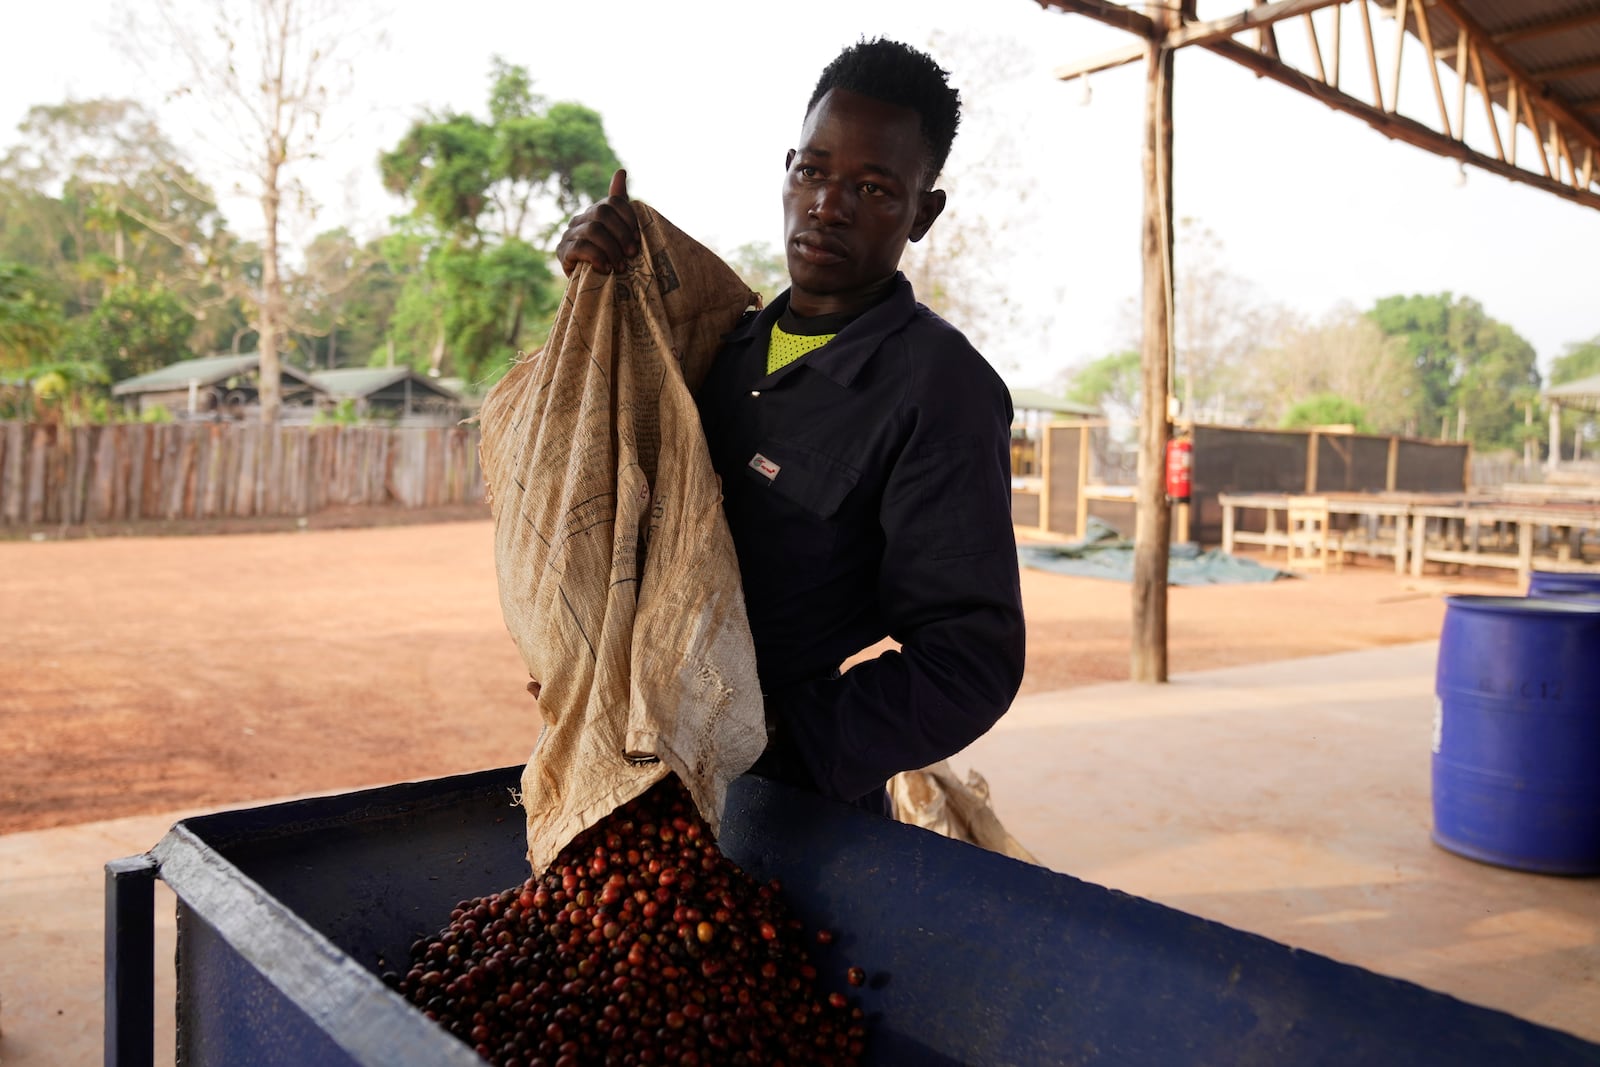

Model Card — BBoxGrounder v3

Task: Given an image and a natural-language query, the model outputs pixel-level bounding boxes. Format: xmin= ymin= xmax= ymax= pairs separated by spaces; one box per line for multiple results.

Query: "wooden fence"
xmin=0 ymin=421 xmax=485 ymax=527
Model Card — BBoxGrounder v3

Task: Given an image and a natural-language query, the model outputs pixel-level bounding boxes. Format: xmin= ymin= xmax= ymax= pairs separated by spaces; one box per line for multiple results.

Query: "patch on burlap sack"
xmin=890 ymin=761 xmax=1038 ymax=864
xmin=478 ymin=203 xmax=765 ymax=873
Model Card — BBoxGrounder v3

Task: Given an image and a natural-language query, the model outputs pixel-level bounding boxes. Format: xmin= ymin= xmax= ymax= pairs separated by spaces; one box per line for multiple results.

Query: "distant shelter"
xmin=310 ymin=368 xmax=465 ymax=426
xmin=112 ymin=354 xmax=322 ymax=421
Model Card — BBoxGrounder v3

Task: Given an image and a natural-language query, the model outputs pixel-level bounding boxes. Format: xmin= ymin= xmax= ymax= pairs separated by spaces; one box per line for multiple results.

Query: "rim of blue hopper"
xmin=1445 ymin=594 xmax=1600 ymax=614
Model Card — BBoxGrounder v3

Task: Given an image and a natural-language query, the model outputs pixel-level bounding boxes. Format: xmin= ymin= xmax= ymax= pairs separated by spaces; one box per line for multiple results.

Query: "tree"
xmin=724 ymin=241 xmax=787 ymax=307
xmin=58 ymin=285 xmax=196 ymax=383
xmin=1172 ymin=220 xmax=1290 ymax=425
xmin=1367 ymin=293 xmax=1539 ymax=448
xmin=1243 ymin=306 xmax=1420 ymax=433
xmin=1060 ymin=349 xmax=1142 ymax=428
xmin=284 ymin=227 xmax=391 ymax=370
xmin=897 ymin=31 xmax=1049 ymax=371
xmin=18 ymin=358 xmax=112 ymax=425
xmin=1281 ymin=394 xmax=1373 ymax=433
xmin=0 ymin=98 xmax=231 ymax=323
xmin=380 ymin=58 xmax=618 ymax=382
xmin=1546 ymin=334 xmax=1600 ymax=453
xmin=0 ymin=261 xmax=63 ymax=371
xmin=1550 ymin=335 xmax=1600 ymax=388
xmin=133 ymin=0 xmax=373 ymax=422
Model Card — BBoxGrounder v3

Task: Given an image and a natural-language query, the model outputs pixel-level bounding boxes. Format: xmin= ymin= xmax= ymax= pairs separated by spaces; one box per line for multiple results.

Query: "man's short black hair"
xmin=807 ymin=38 xmax=961 ymax=187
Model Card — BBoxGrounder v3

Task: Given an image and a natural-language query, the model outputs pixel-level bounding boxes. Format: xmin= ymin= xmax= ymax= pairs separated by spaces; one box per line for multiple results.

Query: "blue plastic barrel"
xmin=1433 ymin=595 xmax=1600 ymax=874
xmin=1527 ymin=569 xmax=1600 ymax=601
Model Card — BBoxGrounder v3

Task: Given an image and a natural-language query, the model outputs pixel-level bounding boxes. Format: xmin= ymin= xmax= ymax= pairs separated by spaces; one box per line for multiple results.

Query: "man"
xmin=557 ymin=38 xmax=1025 ymax=814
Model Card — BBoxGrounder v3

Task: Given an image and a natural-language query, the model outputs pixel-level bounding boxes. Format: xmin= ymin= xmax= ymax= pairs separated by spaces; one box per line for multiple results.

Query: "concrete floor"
xmin=950 ymin=641 xmax=1600 ymax=1044
xmin=1 ymin=641 xmax=1595 ymax=1065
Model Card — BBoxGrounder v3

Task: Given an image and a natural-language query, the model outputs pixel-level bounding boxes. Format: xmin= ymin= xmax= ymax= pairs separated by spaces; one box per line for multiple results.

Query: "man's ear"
xmin=785 ymin=148 xmax=796 ymax=171
xmin=909 ymin=189 xmax=946 ymax=243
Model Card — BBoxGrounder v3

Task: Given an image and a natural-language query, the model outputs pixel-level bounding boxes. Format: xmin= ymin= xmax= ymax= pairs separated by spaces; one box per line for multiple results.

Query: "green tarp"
xmin=1018 ymin=518 xmax=1291 ymax=586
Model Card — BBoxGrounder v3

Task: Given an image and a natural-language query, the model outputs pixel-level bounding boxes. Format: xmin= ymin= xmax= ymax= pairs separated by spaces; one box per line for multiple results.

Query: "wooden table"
xmin=1407 ymin=501 xmax=1600 ymax=582
xmin=1216 ymin=492 xmax=1600 ymax=582
xmin=1219 ymin=492 xmax=1422 ymax=574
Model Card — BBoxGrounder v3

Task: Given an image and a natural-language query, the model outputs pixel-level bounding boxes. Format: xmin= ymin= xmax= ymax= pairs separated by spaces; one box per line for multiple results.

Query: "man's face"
xmin=782 ymin=88 xmax=945 ymax=318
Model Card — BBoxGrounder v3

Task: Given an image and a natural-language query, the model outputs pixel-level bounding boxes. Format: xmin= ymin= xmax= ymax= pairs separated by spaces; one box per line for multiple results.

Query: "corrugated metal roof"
xmin=1011 ymin=387 xmax=1101 ymax=416
xmin=112 ymin=353 xmax=322 ymax=396
xmin=111 ymin=353 xmax=261 ymax=395
xmin=310 ymin=368 xmax=461 ymax=400
xmin=1394 ymin=1 xmax=1600 ymax=148
xmin=1544 ymin=370 xmax=1600 ymax=410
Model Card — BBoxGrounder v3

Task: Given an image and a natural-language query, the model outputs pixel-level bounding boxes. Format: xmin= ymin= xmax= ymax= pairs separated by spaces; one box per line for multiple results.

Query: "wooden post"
xmin=1038 ymin=423 xmax=1053 ymax=533
xmin=1132 ymin=4 xmax=1182 ymax=684
xmin=1549 ymin=400 xmax=1561 ymax=473
xmin=1386 ymin=435 xmax=1400 ymax=491
xmin=1076 ymin=423 xmax=1091 ymax=540
xmin=1306 ymin=430 xmax=1320 ymax=492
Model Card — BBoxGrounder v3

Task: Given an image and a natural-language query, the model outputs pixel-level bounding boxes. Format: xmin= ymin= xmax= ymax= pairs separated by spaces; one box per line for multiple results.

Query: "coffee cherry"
xmin=396 ymin=778 xmax=867 ymax=1066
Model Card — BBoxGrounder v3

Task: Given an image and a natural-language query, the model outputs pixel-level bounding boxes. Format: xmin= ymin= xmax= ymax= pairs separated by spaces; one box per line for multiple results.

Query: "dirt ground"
xmin=0 ymin=515 xmax=1512 ymax=835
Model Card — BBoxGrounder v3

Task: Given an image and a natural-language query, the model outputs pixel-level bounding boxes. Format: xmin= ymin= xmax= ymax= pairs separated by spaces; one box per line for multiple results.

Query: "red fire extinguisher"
xmin=1165 ymin=435 xmax=1192 ymax=504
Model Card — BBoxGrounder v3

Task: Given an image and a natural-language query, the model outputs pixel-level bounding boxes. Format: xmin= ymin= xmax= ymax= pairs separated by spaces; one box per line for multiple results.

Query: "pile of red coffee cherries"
xmin=390 ymin=777 xmax=866 ymax=1067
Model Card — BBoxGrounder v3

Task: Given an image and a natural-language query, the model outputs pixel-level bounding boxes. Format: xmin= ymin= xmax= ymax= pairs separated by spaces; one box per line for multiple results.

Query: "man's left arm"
xmin=763 ymin=367 xmax=1026 ymax=804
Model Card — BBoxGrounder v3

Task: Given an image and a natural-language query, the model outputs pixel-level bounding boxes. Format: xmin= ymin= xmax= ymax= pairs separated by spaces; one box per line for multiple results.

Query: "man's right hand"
xmin=555 ymin=168 xmax=639 ymax=276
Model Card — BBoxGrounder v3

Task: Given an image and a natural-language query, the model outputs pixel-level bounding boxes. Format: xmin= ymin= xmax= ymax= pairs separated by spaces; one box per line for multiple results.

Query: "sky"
xmin=3 ymin=0 xmax=1597 ymax=391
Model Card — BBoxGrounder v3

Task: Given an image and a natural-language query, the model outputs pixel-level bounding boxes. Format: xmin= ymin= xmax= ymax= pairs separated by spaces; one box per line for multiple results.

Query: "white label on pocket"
xmin=749 ymin=453 xmax=780 ymax=481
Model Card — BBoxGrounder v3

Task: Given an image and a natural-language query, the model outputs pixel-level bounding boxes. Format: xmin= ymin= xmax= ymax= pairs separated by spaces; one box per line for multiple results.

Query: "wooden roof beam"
xmin=1054 ymin=42 xmax=1149 ymax=81
xmin=1164 ymin=0 xmax=1344 ymax=52
xmin=1052 ymin=0 xmax=1347 ymax=81
xmin=1041 ymin=0 xmax=1347 ymax=55
xmin=1430 ymin=0 xmax=1600 ymax=162
xmin=1203 ymin=35 xmax=1600 ymax=210
xmin=1032 ymin=0 xmax=1156 ymax=38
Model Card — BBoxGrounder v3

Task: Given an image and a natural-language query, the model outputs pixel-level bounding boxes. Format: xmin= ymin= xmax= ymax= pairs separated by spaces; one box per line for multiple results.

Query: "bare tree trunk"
xmin=506 ymin=290 xmax=525 ymax=349
xmin=430 ymin=328 xmax=446 ymax=378
xmin=255 ymin=0 xmax=292 ymax=426
xmin=258 ymin=160 xmax=283 ymax=422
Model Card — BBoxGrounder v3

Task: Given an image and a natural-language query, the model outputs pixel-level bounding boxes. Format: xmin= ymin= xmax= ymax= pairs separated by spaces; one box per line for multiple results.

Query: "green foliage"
xmin=313 ymin=397 xmax=363 ymax=426
xmin=725 ymin=242 xmax=787 ymax=306
xmin=1550 ymin=335 xmax=1600 ymax=387
xmin=0 ymin=97 xmax=264 ymax=381
xmin=58 ymin=284 xmax=195 ymax=383
xmin=380 ymin=60 xmax=618 ymax=242
xmin=287 ymin=228 xmax=399 ymax=370
xmin=0 ymin=259 xmax=64 ymax=369
xmin=378 ymin=59 xmax=619 ymax=381
xmin=1281 ymin=394 xmax=1373 ymax=432
xmin=1367 ymin=293 xmax=1539 ymax=448
xmin=1546 ymin=334 xmax=1600 ymax=454
xmin=18 ymin=358 xmax=112 ymax=425
xmin=139 ymin=403 xmax=173 ymax=424
xmin=1063 ymin=349 xmax=1142 ymax=417
xmin=1 ymin=99 xmax=229 ymax=316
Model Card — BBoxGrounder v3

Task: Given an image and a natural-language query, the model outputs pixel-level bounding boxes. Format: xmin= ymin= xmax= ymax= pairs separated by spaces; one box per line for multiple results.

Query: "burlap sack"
xmin=890 ymin=762 xmax=1039 ymax=864
xmin=477 ymin=203 xmax=766 ymax=873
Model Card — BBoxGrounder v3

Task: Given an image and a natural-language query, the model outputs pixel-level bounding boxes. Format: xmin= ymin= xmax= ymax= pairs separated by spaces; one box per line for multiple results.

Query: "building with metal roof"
xmin=1010 ymin=387 xmax=1102 ymax=418
xmin=111 ymin=354 xmax=322 ymax=420
xmin=309 ymin=368 xmax=464 ymax=424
